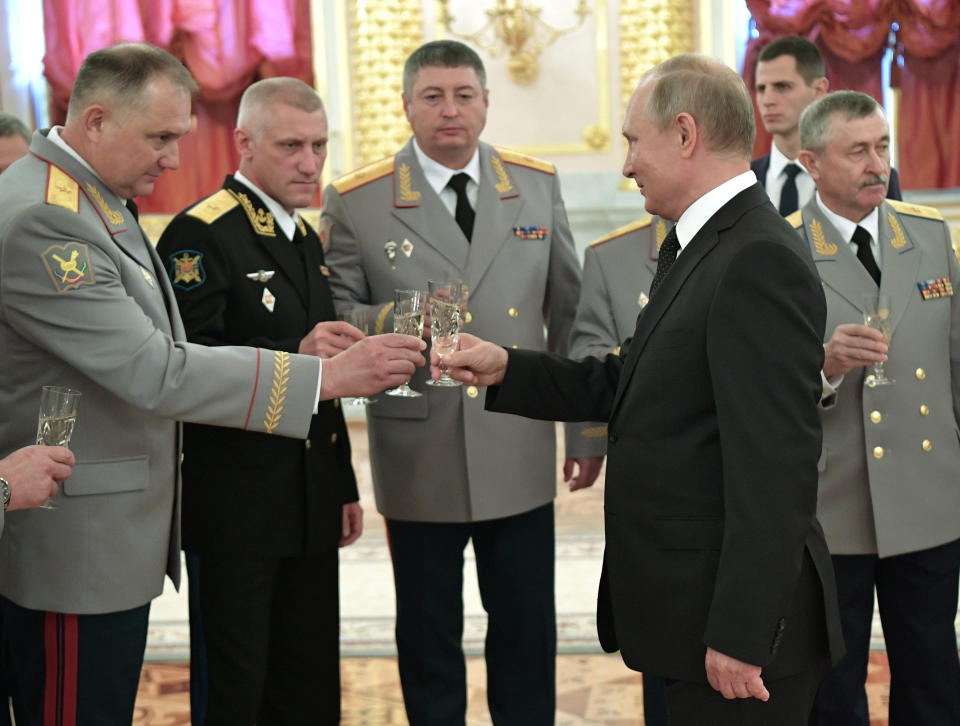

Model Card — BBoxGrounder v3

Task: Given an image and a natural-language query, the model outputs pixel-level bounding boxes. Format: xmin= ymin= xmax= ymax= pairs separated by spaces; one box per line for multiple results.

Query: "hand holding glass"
xmin=427 ymin=281 xmax=463 ymax=387
xmin=36 ymin=385 xmax=81 ymax=508
xmin=386 ymin=290 xmax=427 ymax=397
xmin=862 ymin=294 xmax=894 ymax=387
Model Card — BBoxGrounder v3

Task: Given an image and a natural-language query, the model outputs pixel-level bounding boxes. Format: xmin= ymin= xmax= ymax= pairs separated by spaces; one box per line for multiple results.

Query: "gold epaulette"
xmin=494 ymin=147 xmax=555 ymax=175
xmin=187 ymin=189 xmax=239 ymax=224
xmin=590 ymin=217 xmax=653 ymax=247
xmin=331 ymin=156 xmax=395 ymax=195
xmin=887 ymin=199 xmax=943 ymax=221
xmin=785 ymin=209 xmax=803 ymax=229
xmin=46 ymin=165 xmax=79 ymax=213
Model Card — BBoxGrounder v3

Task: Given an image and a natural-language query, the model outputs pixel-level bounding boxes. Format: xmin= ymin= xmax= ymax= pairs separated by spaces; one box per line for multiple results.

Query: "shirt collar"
xmin=814 ymin=192 xmax=880 ymax=246
xmin=768 ymin=142 xmax=802 ymax=181
xmin=412 ymin=139 xmax=481 ymax=195
xmin=675 ymin=170 xmax=757 ymax=250
xmin=233 ymin=170 xmax=298 ymax=241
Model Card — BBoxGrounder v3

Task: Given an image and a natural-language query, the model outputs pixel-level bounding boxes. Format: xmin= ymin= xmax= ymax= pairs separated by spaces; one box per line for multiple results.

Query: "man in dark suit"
xmin=438 ymin=53 xmax=844 ymax=725
xmin=752 ymin=35 xmax=901 ymax=214
xmin=157 ymin=78 xmax=364 ymax=725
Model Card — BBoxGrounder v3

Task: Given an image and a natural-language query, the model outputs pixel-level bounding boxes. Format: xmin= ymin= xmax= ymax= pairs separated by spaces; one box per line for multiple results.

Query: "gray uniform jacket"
xmin=565 ymin=216 xmax=670 ymax=458
xmin=322 ymin=139 xmax=581 ymax=522
xmin=790 ymin=198 xmax=960 ymax=556
xmin=0 ymin=132 xmax=320 ymax=614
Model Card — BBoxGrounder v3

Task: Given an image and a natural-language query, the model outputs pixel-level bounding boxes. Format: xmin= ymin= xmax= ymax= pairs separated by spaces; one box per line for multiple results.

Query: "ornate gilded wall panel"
xmin=619 ymin=0 xmax=695 ymax=120
xmin=348 ymin=0 xmax=424 ymax=166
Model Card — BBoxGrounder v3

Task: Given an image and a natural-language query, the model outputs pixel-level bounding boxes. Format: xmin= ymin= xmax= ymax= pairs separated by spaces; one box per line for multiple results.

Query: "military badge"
xmin=262 ymin=288 xmax=276 ymax=312
xmin=246 ymin=270 xmax=275 ymax=283
xmin=316 ymin=217 xmax=333 ymax=253
xmin=169 ymin=250 xmax=206 ymax=290
xmin=42 ymin=242 xmax=95 ymax=292
xmin=918 ymin=277 xmax=954 ymax=300
xmin=384 ymin=240 xmax=398 ymax=269
xmin=638 ymin=291 xmax=649 ymax=308
xmin=513 ymin=226 xmax=548 ymax=240
xmin=401 ymin=238 xmax=414 ymax=258
xmin=140 ymin=266 xmax=155 ymax=288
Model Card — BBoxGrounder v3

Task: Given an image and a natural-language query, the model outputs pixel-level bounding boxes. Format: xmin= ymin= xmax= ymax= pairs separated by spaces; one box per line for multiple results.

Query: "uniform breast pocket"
xmin=63 ymin=456 xmax=149 ymax=496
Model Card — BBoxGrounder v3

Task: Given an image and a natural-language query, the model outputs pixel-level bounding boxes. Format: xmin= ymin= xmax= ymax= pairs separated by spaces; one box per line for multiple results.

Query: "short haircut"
xmin=237 ymin=78 xmax=325 ymax=137
xmin=403 ymin=40 xmax=486 ymax=97
xmin=757 ymin=36 xmax=826 ymax=85
xmin=0 ymin=113 xmax=29 ymax=143
xmin=641 ymin=53 xmax=755 ymax=159
xmin=799 ymin=91 xmax=883 ymax=153
xmin=67 ymin=42 xmax=198 ymax=120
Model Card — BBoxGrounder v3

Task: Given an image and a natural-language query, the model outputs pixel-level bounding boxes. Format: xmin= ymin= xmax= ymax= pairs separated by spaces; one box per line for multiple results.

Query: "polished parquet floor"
xmin=134 ymin=652 xmax=896 ymax=725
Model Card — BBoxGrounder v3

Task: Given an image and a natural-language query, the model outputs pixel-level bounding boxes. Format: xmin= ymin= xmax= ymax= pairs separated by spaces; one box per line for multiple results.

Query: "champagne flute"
xmin=427 ymin=280 xmax=463 ymax=387
xmin=36 ymin=385 xmax=81 ymax=509
xmin=337 ymin=308 xmax=375 ymax=406
xmin=386 ymin=289 xmax=427 ymax=397
xmin=863 ymin=293 xmax=894 ymax=387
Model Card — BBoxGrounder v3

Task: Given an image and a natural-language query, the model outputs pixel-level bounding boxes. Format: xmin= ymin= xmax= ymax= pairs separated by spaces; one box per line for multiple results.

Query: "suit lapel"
xmin=389 ymin=141 xmax=468 ymax=274
xmin=224 ymin=177 xmax=310 ymax=310
xmin=803 ymin=201 xmax=882 ymax=317
xmin=877 ymin=201 xmax=920 ymax=335
xmin=464 ymin=144 xmax=523 ymax=290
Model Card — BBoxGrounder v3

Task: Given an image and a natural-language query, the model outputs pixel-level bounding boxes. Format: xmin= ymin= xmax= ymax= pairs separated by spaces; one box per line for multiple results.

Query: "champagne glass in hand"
xmin=36 ymin=385 xmax=81 ymax=509
xmin=863 ymin=293 xmax=894 ymax=387
xmin=427 ymin=280 xmax=463 ymax=387
xmin=386 ymin=289 xmax=427 ymax=397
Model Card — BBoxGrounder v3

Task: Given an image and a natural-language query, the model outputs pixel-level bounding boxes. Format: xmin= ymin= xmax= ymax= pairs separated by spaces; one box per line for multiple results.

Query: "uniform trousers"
xmin=387 ymin=502 xmax=556 ymax=725
xmin=197 ymin=550 xmax=341 ymax=726
xmin=808 ymin=537 xmax=960 ymax=726
xmin=0 ymin=597 xmax=150 ymax=726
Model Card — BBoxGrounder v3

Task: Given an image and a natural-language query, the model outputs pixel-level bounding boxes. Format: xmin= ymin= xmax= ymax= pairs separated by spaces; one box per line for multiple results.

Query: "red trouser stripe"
xmin=43 ymin=612 xmax=78 ymax=726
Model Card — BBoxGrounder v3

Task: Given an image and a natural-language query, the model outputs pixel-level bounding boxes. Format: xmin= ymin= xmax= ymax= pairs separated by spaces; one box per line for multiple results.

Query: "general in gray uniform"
xmin=792 ymin=91 xmax=960 ymax=726
xmin=0 ymin=43 xmax=422 ymax=726
xmin=322 ymin=40 xmax=581 ymax=724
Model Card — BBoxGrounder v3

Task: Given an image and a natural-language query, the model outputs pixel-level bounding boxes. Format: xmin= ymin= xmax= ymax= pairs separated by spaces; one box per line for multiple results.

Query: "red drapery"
xmin=744 ymin=0 xmax=960 ymax=189
xmin=43 ymin=0 xmax=315 ymax=213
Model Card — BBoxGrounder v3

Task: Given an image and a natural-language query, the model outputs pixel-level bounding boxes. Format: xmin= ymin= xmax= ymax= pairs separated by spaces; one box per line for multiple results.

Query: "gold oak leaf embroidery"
xmin=491 ymin=157 xmax=513 ymax=194
xmin=810 ymin=219 xmax=838 ymax=257
xmin=263 ymin=351 xmax=290 ymax=433
xmin=397 ymin=164 xmax=421 ymax=203
xmin=85 ymin=183 xmax=124 ymax=225
xmin=887 ymin=212 xmax=907 ymax=249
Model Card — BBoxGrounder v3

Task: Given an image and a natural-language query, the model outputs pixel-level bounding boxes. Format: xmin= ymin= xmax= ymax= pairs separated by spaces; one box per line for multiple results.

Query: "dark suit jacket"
xmin=157 ymin=176 xmax=358 ymax=557
xmin=487 ymin=183 xmax=844 ymax=682
xmin=751 ymin=154 xmax=902 ymax=201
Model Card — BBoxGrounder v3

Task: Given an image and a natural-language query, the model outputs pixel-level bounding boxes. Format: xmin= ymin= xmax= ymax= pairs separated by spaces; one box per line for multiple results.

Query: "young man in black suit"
xmin=438 ymin=53 xmax=844 ymax=725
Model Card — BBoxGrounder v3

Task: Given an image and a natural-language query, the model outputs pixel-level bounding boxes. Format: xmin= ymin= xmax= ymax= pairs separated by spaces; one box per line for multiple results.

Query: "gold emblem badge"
xmin=384 ymin=240 xmax=398 ymax=269
xmin=140 ymin=266 xmax=155 ymax=288
xmin=170 ymin=251 xmax=205 ymax=290
xmin=401 ymin=239 xmax=414 ymax=258
xmin=42 ymin=242 xmax=96 ymax=292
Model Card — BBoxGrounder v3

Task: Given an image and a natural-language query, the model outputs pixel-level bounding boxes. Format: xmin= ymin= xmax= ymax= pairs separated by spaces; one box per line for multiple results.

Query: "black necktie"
xmin=649 ymin=227 xmax=680 ymax=299
xmin=778 ymin=163 xmax=802 ymax=216
xmin=447 ymin=173 xmax=475 ymax=242
xmin=125 ymin=198 xmax=139 ymax=221
xmin=852 ymin=225 xmax=881 ymax=285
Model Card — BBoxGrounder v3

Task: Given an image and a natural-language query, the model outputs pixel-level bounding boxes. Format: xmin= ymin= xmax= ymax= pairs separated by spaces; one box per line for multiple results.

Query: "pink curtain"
xmin=43 ymin=0 xmax=315 ymax=212
xmin=745 ymin=0 xmax=960 ymax=188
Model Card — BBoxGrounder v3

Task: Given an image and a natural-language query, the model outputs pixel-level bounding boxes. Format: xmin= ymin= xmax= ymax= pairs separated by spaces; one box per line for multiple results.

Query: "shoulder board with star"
xmin=887 ymin=199 xmax=943 ymax=222
xmin=186 ymin=189 xmax=239 ymax=224
xmin=785 ymin=209 xmax=803 ymax=229
xmin=45 ymin=164 xmax=80 ymax=214
xmin=590 ymin=217 xmax=653 ymax=247
xmin=494 ymin=147 xmax=555 ymax=175
xmin=331 ymin=156 xmax=396 ymax=195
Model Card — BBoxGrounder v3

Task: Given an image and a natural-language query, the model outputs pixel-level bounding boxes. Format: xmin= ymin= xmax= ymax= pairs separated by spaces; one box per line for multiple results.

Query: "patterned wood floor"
xmin=134 ymin=651 xmax=895 ymax=725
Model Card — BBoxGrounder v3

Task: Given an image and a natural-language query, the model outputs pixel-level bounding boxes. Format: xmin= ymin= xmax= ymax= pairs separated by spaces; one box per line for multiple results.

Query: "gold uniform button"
xmin=305 ymin=439 xmax=312 ymax=450
xmin=466 ymin=385 xmax=479 ymax=398
xmin=180 ymin=453 xmax=185 ymax=464
xmin=916 ymin=368 xmax=926 ymax=380
xmin=922 ymin=439 xmax=933 ymax=452
xmin=873 ymin=446 xmax=884 ymax=459
xmin=333 ymin=398 xmax=340 ymax=408
xmin=508 ymin=307 xmax=519 ymax=318
xmin=511 ymin=344 xmax=519 ymax=349
xmin=920 ymin=404 xmax=930 ymax=416
xmin=870 ymin=411 xmax=882 ymax=423
xmin=464 ymin=311 xmax=472 ymax=324
xmin=330 ymin=432 xmax=338 ymax=444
